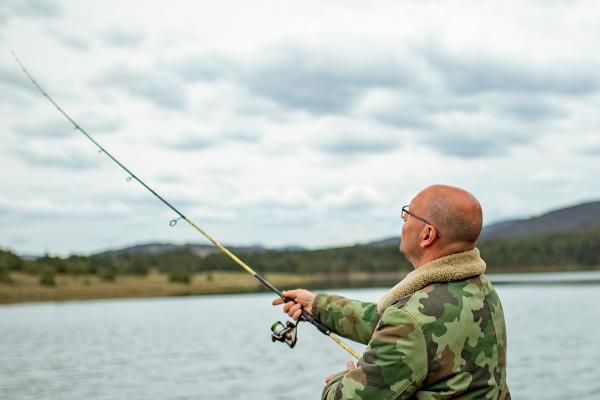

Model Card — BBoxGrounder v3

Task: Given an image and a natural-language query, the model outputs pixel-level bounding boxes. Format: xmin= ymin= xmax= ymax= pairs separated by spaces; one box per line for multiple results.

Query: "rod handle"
xmin=282 ymin=296 xmax=330 ymax=335
xmin=301 ymin=309 xmax=330 ymax=335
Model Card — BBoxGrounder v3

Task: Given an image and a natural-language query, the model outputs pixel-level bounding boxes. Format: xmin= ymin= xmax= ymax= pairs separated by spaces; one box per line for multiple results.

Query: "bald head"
xmin=412 ymin=185 xmax=482 ymax=246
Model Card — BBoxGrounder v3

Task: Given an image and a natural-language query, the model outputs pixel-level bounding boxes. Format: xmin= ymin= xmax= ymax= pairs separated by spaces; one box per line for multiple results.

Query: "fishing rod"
xmin=12 ymin=51 xmax=360 ymax=360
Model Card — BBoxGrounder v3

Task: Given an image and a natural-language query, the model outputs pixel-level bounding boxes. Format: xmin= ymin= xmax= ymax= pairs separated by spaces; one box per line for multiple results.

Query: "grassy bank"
xmin=3 ymin=267 xmax=600 ymax=305
xmin=0 ymin=271 xmax=407 ymax=305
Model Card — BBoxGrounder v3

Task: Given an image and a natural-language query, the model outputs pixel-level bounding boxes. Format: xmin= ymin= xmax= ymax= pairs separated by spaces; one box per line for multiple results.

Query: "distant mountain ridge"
xmin=366 ymin=237 xmax=400 ymax=247
xmin=92 ymin=200 xmax=600 ymax=257
xmin=480 ymin=200 xmax=600 ymax=241
xmin=94 ymin=242 xmax=267 ymax=257
xmin=366 ymin=200 xmax=600 ymax=247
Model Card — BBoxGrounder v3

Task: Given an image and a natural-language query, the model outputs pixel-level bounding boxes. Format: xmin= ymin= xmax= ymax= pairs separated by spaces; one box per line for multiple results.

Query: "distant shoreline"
xmin=0 ymin=271 xmax=406 ymax=305
xmin=487 ymin=270 xmax=600 ymax=285
xmin=2 ymin=269 xmax=600 ymax=305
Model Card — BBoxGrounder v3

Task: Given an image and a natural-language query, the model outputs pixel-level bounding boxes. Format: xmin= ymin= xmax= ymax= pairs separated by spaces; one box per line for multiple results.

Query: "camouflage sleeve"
xmin=321 ymin=306 xmax=428 ymax=400
xmin=311 ymin=294 xmax=381 ymax=344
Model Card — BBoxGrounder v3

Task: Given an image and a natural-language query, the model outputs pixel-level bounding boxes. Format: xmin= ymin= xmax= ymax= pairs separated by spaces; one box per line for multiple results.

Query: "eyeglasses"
xmin=401 ymin=205 xmax=442 ymax=239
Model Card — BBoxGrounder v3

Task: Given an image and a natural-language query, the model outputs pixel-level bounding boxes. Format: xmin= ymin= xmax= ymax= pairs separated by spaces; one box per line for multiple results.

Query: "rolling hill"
xmin=480 ymin=201 xmax=600 ymax=241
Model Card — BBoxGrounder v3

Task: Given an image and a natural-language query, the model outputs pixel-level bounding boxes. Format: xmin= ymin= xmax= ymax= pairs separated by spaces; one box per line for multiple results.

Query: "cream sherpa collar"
xmin=377 ymin=247 xmax=486 ymax=313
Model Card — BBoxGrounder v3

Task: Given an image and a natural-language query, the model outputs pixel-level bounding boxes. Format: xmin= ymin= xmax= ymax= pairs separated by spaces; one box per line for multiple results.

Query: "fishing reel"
xmin=271 ymin=320 xmax=298 ymax=349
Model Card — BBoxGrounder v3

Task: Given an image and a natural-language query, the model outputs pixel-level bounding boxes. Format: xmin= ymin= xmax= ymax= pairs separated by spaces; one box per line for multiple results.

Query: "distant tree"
xmin=98 ymin=266 xmax=117 ymax=282
xmin=7 ymin=228 xmax=600 ymax=284
xmin=129 ymin=257 xmax=150 ymax=275
xmin=0 ymin=263 xmax=11 ymax=283
xmin=0 ymin=249 xmax=23 ymax=272
xmin=39 ymin=267 xmax=56 ymax=286
xmin=168 ymin=265 xmax=191 ymax=284
xmin=63 ymin=255 xmax=90 ymax=275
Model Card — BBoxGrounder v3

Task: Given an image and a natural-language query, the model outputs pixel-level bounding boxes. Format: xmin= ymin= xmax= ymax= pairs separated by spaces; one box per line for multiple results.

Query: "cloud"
xmin=73 ymin=113 xmax=121 ymax=134
xmin=307 ymin=116 xmax=403 ymax=156
xmin=320 ymin=185 xmax=385 ymax=212
xmin=529 ymin=170 xmax=576 ymax=184
xmin=215 ymin=187 xmax=318 ymax=229
xmin=15 ymin=147 xmax=101 ymax=170
xmin=246 ymin=46 xmax=414 ymax=114
xmin=0 ymin=65 xmax=38 ymax=94
xmin=360 ymin=90 xmax=567 ymax=160
xmin=101 ymin=27 xmax=145 ymax=48
xmin=0 ymin=0 xmax=61 ymax=24
xmin=424 ymin=45 xmax=599 ymax=96
xmin=165 ymin=134 xmax=216 ymax=151
xmin=411 ymin=105 xmax=536 ymax=158
xmin=496 ymin=99 xmax=565 ymax=122
xmin=420 ymin=132 xmax=520 ymax=158
xmin=360 ymin=91 xmax=563 ymax=158
xmin=188 ymin=206 xmax=236 ymax=221
xmin=173 ymin=44 xmax=418 ymax=115
xmin=364 ymin=106 xmax=435 ymax=131
xmin=47 ymin=28 xmax=90 ymax=51
xmin=164 ymin=40 xmax=580 ymax=163
xmin=4 ymin=237 xmax=30 ymax=247
xmin=316 ymin=131 xmax=400 ymax=156
xmin=14 ymin=119 xmax=76 ymax=138
xmin=96 ymin=66 xmax=187 ymax=109
xmin=215 ymin=186 xmax=318 ymax=228
xmin=579 ymin=146 xmax=600 ymax=156
xmin=221 ymin=129 xmax=262 ymax=143
xmin=0 ymin=194 xmax=130 ymax=217
xmin=13 ymin=116 xmax=118 ymax=139
xmin=154 ymin=173 xmax=186 ymax=184
xmin=356 ymin=90 xmax=446 ymax=130
xmin=164 ymin=126 xmax=262 ymax=151
xmin=231 ymin=187 xmax=315 ymax=211
xmin=173 ymin=53 xmax=239 ymax=82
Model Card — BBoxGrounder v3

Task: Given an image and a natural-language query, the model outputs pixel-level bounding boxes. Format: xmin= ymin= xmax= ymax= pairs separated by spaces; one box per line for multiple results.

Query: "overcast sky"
xmin=1 ymin=0 xmax=599 ymax=256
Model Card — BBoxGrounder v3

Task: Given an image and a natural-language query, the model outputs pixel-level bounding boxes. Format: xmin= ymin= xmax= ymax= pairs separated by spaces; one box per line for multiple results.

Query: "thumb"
xmin=346 ymin=361 xmax=356 ymax=370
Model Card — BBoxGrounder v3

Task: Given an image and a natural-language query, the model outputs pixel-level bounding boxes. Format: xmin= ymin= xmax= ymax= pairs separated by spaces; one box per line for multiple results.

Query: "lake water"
xmin=1 ymin=278 xmax=600 ymax=399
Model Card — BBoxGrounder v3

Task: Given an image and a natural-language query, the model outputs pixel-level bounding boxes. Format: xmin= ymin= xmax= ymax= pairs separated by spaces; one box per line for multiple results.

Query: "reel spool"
xmin=271 ymin=320 xmax=298 ymax=348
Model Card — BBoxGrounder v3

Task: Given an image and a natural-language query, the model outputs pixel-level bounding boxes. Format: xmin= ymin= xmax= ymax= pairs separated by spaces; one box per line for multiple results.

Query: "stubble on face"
xmin=399 ymin=194 xmax=428 ymax=268
xmin=399 ymin=217 xmax=417 ymax=267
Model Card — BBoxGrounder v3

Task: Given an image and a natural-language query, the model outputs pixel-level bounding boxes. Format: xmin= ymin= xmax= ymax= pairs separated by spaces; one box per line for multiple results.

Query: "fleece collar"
xmin=377 ymin=247 xmax=486 ymax=313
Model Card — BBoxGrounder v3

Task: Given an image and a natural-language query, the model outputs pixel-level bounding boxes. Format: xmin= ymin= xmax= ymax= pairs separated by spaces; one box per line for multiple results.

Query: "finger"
xmin=292 ymin=308 xmax=303 ymax=320
xmin=287 ymin=303 xmax=302 ymax=318
xmin=272 ymin=297 xmax=283 ymax=306
xmin=287 ymin=303 xmax=301 ymax=318
xmin=346 ymin=361 xmax=356 ymax=370
xmin=283 ymin=301 xmax=294 ymax=313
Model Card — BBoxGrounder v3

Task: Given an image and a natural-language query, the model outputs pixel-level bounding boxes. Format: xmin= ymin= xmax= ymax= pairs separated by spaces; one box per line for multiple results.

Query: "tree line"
xmin=1 ymin=229 xmax=599 ymax=286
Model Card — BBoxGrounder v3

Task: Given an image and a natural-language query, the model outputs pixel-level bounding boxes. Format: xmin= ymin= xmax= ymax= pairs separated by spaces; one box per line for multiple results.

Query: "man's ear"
xmin=419 ymin=226 xmax=436 ymax=248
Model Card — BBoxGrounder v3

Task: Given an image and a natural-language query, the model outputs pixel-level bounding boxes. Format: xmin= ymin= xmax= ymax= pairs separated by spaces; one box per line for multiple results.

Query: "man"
xmin=273 ymin=185 xmax=510 ymax=399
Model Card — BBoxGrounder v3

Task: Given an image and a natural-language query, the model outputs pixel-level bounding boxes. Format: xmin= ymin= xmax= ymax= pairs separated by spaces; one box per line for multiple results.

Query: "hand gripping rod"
xmin=12 ymin=51 xmax=360 ymax=360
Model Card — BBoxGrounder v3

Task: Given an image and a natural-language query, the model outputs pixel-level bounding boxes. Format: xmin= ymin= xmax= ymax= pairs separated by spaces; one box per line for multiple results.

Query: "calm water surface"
xmin=1 ymin=280 xmax=599 ymax=399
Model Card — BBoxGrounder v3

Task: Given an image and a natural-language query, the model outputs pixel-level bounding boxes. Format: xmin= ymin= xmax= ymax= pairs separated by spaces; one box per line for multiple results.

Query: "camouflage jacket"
xmin=313 ymin=248 xmax=510 ymax=400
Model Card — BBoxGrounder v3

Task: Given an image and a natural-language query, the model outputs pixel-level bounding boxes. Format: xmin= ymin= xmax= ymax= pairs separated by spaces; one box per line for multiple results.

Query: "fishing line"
xmin=12 ymin=51 xmax=360 ymax=360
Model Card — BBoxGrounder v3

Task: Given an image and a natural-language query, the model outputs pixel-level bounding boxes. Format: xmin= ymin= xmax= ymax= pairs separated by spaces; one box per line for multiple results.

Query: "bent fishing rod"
xmin=13 ymin=51 xmax=360 ymax=360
